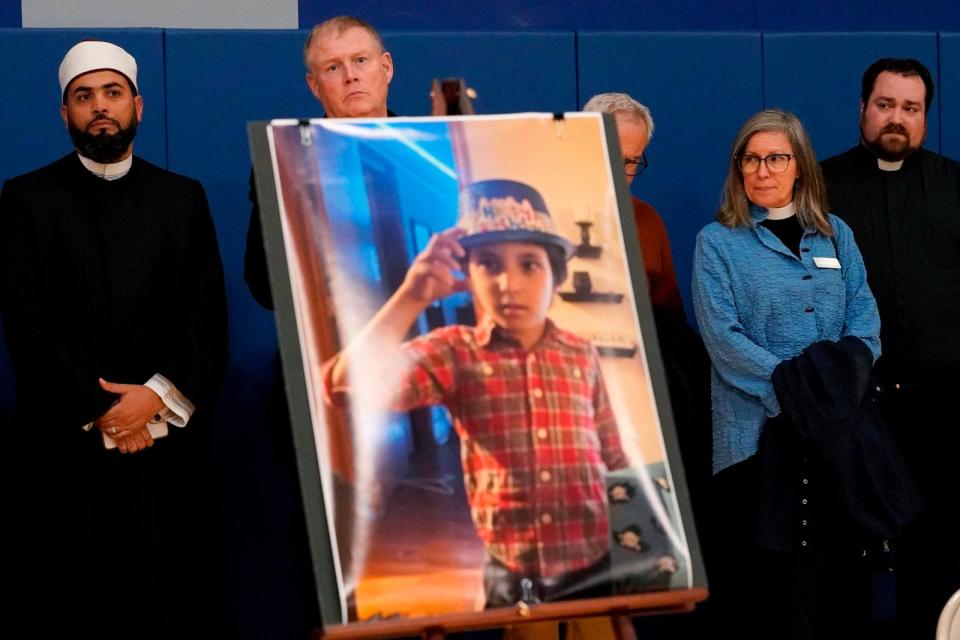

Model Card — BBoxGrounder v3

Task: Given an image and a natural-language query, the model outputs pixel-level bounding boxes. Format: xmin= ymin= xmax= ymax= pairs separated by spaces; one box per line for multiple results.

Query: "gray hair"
xmin=717 ymin=108 xmax=831 ymax=235
xmin=303 ymin=15 xmax=385 ymax=73
xmin=583 ymin=92 xmax=655 ymax=140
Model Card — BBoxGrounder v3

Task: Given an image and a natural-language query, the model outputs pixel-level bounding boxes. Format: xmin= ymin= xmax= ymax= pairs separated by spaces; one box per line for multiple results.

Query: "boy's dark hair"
xmin=463 ymin=242 xmax=568 ymax=286
xmin=544 ymin=243 xmax=568 ymax=286
xmin=861 ymin=58 xmax=934 ymax=113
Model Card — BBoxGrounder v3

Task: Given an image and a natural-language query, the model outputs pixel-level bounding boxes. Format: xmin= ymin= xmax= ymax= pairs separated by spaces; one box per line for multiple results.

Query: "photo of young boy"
xmin=325 ymin=179 xmax=629 ymax=607
xmin=252 ymin=113 xmax=703 ymax=632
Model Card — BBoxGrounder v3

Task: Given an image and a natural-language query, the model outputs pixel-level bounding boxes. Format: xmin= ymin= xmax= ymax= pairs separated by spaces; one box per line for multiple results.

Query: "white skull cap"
xmin=59 ymin=41 xmax=138 ymax=100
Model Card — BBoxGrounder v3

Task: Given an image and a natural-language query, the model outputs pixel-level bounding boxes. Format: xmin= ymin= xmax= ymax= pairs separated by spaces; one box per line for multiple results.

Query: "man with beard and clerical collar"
xmin=0 ymin=40 xmax=228 ymax=638
xmin=820 ymin=57 xmax=960 ymax=640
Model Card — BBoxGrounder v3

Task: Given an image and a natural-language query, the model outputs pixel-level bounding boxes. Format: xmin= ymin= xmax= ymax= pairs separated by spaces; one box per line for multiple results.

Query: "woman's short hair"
xmin=716 ymin=108 xmax=832 ymax=235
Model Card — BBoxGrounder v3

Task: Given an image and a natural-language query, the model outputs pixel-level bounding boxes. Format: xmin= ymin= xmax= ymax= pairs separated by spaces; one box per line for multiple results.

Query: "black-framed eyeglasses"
xmin=738 ymin=153 xmax=794 ymax=174
xmin=624 ymin=153 xmax=648 ymax=177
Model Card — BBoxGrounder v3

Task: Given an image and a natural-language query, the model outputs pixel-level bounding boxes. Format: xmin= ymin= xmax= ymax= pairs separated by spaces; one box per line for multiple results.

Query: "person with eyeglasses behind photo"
xmin=583 ymin=93 xmax=684 ymax=320
xmin=584 ymin=93 xmax=714 ymax=639
xmin=692 ymin=109 xmax=918 ymax=639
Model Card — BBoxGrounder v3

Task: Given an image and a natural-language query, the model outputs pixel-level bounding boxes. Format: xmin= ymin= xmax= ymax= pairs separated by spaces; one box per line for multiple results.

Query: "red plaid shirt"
xmin=392 ymin=320 xmax=628 ymax=578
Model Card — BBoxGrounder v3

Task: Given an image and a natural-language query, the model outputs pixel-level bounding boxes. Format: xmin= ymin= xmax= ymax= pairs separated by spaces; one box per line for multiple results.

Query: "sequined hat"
xmin=456 ymin=179 xmax=574 ymax=259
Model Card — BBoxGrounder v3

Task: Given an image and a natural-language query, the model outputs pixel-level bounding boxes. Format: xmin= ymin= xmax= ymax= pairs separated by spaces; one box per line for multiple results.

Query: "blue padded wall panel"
xmin=300 ymin=1 xmax=755 ymax=31
xmin=0 ymin=4 xmax=19 ymax=28
xmin=758 ymin=1 xmax=960 ymax=32
xmin=763 ymin=33 xmax=939 ymax=161
xmin=578 ymin=32 xmax=763 ymax=323
xmin=165 ymin=29 xmax=319 ymax=368
xmin=940 ymin=34 xmax=960 ymax=160
xmin=383 ymin=31 xmax=576 ymax=115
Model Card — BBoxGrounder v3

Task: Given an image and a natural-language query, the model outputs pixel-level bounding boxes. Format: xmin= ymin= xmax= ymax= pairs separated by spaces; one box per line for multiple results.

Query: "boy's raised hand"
xmin=400 ymin=228 xmax=470 ymax=305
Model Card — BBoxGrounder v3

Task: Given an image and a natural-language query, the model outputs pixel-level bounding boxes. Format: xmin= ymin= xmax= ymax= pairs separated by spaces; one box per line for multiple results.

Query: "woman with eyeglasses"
xmin=692 ymin=109 xmax=885 ymax=639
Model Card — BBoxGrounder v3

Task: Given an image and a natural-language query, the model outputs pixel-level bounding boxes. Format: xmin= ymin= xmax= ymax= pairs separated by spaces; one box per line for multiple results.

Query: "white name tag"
xmin=814 ymin=257 xmax=841 ymax=269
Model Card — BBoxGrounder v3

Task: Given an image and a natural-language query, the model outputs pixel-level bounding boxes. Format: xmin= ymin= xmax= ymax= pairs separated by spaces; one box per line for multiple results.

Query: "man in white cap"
xmin=0 ymin=40 xmax=228 ymax=638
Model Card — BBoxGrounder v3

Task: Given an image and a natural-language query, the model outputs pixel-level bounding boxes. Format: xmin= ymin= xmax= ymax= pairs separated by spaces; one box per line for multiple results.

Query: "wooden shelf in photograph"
xmin=558 ymin=291 xmax=624 ymax=303
xmin=595 ymin=344 xmax=637 ymax=358
xmin=574 ymin=244 xmax=603 ymax=259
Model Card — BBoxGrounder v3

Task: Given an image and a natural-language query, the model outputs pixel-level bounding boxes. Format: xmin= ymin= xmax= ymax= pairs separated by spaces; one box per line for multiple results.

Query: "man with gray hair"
xmin=245 ymin=15 xmax=394 ymax=305
xmin=583 ymin=93 xmax=684 ymax=317
xmin=302 ymin=15 xmax=393 ymax=119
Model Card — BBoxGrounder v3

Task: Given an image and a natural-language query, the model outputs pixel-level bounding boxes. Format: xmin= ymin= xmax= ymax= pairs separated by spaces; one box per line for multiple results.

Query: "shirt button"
xmin=802 ymin=274 xmax=812 ymax=280
xmin=541 ymin=513 xmax=553 ymax=525
xmin=482 ymin=363 xmax=494 ymax=375
xmin=801 ymin=519 xmax=808 ymax=526
xmin=802 ymin=498 xmax=808 ymax=505
xmin=573 ymin=367 xmax=582 ymax=379
xmin=537 ymin=428 xmax=548 ymax=440
xmin=533 ymin=388 xmax=544 ymax=399
xmin=540 ymin=470 xmax=552 ymax=482
xmin=801 ymin=540 xmax=808 ymax=547
xmin=527 ymin=353 xmax=536 ymax=364
xmin=802 ymin=478 xmax=809 ymax=485
xmin=804 ymin=307 xmax=815 ymax=313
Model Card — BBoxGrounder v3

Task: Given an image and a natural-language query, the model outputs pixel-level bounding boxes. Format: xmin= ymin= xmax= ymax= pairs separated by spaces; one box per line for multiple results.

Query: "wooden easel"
xmin=317 ymin=588 xmax=705 ymax=639
xmin=419 ymin=614 xmax=637 ymax=640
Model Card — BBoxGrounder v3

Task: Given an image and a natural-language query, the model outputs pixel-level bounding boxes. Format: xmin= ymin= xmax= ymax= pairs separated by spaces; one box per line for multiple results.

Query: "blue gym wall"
xmin=2 ymin=7 xmax=960 ymax=636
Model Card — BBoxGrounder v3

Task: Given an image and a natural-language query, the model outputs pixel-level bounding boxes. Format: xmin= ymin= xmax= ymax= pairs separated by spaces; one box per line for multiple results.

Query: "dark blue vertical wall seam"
xmin=760 ymin=32 xmax=766 ymax=108
xmin=936 ymin=31 xmax=942 ymax=153
xmin=161 ymin=29 xmax=170 ymax=170
xmin=573 ymin=30 xmax=580 ymax=110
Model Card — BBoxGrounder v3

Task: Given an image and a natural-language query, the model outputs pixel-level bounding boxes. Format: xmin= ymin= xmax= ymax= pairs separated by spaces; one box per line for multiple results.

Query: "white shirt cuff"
xmin=144 ymin=373 xmax=195 ymax=428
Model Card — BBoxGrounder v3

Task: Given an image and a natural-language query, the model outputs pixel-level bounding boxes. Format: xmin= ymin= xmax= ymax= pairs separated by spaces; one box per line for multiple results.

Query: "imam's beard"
xmin=69 ymin=117 xmax=138 ymax=164
xmin=861 ymin=122 xmax=917 ymax=162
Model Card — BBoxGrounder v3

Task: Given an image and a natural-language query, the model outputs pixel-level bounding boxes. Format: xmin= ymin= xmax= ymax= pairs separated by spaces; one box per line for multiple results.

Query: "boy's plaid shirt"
xmin=393 ymin=320 xmax=628 ymax=578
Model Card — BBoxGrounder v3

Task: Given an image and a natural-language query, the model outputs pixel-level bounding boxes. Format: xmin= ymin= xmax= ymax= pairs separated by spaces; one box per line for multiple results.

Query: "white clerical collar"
xmin=765 ymin=201 xmax=797 ymax=220
xmin=77 ymin=153 xmax=133 ymax=181
xmin=877 ymin=157 xmax=904 ymax=172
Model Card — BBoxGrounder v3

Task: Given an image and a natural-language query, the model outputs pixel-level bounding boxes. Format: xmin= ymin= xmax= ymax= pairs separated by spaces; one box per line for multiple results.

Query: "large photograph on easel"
xmin=253 ymin=113 xmax=703 ymax=634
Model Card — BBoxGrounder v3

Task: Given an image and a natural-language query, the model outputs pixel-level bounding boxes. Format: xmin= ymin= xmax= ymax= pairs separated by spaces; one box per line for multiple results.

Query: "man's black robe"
xmin=821 ymin=143 xmax=960 ymax=638
xmin=0 ymin=153 xmax=228 ymax=639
